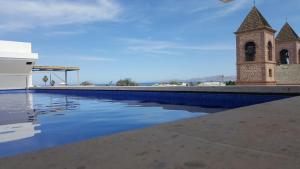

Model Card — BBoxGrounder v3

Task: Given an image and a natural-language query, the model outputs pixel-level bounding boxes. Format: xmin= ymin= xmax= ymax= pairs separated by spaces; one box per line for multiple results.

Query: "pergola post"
xmin=77 ymin=70 xmax=80 ymax=85
xmin=65 ymin=70 xmax=68 ymax=86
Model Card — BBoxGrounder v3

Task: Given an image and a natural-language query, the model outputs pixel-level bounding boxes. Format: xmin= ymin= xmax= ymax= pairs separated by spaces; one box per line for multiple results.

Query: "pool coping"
xmin=0 ymin=95 xmax=299 ymax=169
xmin=31 ymin=85 xmax=300 ymax=95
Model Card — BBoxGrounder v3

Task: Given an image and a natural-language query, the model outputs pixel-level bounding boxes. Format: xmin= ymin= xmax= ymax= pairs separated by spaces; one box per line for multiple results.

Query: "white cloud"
xmin=0 ymin=0 xmax=122 ymax=31
xmin=158 ymin=0 xmax=250 ymax=19
xmin=44 ymin=30 xmax=87 ymax=36
xmin=78 ymin=56 xmax=117 ymax=62
xmin=193 ymin=0 xmax=250 ymax=22
xmin=119 ymin=38 xmax=234 ymax=55
xmin=214 ymin=0 xmax=249 ymax=17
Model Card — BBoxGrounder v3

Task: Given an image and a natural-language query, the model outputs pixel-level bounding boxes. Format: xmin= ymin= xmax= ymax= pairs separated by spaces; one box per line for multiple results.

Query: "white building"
xmin=197 ymin=82 xmax=226 ymax=86
xmin=153 ymin=82 xmax=189 ymax=87
xmin=0 ymin=40 xmax=38 ymax=89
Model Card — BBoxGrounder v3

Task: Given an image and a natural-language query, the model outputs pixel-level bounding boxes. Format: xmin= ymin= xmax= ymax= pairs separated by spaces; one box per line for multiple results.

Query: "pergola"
xmin=32 ymin=66 xmax=80 ymax=86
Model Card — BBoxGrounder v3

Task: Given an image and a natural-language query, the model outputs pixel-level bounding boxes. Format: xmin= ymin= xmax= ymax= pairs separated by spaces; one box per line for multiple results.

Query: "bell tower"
xmin=276 ymin=22 xmax=300 ymax=64
xmin=235 ymin=7 xmax=277 ymax=85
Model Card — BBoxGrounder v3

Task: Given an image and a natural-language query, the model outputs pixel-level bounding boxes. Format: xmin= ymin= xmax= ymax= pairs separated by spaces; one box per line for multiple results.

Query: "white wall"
xmin=0 ymin=40 xmax=38 ymax=59
xmin=0 ymin=40 xmax=32 ymax=53
xmin=0 ymin=75 xmax=29 ymax=89
xmin=0 ymin=40 xmax=38 ymax=89
xmin=0 ymin=58 xmax=36 ymax=74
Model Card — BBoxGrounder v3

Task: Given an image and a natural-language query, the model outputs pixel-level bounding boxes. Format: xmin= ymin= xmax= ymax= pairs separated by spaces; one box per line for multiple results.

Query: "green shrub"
xmin=226 ymin=81 xmax=236 ymax=86
xmin=116 ymin=78 xmax=138 ymax=86
xmin=80 ymin=81 xmax=94 ymax=86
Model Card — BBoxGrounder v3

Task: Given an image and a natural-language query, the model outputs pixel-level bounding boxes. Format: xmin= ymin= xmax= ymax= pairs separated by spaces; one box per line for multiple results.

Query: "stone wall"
xmin=239 ymin=64 xmax=263 ymax=81
xmin=276 ymin=64 xmax=300 ymax=85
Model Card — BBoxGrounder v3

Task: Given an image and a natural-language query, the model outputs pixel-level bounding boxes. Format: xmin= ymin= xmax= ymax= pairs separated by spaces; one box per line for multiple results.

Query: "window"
xmin=268 ymin=41 xmax=272 ymax=61
xmin=269 ymin=69 xmax=272 ymax=77
xmin=26 ymin=62 xmax=33 ymax=65
xmin=280 ymin=49 xmax=290 ymax=64
xmin=245 ymin=42 xmax=256 ymax=61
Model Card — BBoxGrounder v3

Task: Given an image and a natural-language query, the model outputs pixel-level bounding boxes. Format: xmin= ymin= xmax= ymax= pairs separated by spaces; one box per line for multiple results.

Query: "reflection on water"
xmin=0 ymin=123 xmax=41 ymax=144
xmin=0 ymin=92 xmax=215 ymax=158
xmin=121 ymin=101 xmax=226 ymax=114
xmin=0 ymin=93 xmax=80 ymax=143
xmin=34 ymin=95 xmax=80 ymax=115
xmin=0 ymin=93 xmax=36 ymax=125
xmin=0 ymin=93 xmax=39 ymax=143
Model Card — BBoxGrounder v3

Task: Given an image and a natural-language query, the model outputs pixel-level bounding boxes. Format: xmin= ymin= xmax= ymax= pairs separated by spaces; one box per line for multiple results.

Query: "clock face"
xmin=245 ymin=42 xmax=256 ymax=61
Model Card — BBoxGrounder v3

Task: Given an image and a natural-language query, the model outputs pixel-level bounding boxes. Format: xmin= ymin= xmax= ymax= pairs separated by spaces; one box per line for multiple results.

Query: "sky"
xmin=0 ymin=0 xmax=300 ymax=84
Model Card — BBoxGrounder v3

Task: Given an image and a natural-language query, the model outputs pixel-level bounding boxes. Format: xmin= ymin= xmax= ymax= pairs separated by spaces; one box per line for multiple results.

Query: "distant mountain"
xmin=184 ymin=75 xmax=236 ymax=83
xmin=155 ymin=75 xmax=236 ymax=84
xmin=95 ymin=75 xmax=236 ymax=86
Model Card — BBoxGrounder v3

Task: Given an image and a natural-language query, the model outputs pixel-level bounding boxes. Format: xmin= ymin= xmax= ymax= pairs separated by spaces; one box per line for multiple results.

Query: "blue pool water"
xmin=0 ymin=90 xmax=290 ymax=158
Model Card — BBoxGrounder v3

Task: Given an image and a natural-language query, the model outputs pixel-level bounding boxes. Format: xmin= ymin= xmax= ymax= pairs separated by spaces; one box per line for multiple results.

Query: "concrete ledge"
xmin=31 ymin=85 xmax=300 ymax=95
xmin=1 ymin=96 xmax=300 ymax=169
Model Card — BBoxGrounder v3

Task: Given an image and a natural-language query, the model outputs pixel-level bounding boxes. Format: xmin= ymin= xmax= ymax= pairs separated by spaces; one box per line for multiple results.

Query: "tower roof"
xmin=236 ymin=7 xmax=275 ymax=33
xmin=276 ymin=22 xmax=300 ymax=42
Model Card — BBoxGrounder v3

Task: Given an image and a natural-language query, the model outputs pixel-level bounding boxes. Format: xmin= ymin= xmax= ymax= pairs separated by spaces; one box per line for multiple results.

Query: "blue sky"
xmin=0 ymin=0 xmax=299 ymax=84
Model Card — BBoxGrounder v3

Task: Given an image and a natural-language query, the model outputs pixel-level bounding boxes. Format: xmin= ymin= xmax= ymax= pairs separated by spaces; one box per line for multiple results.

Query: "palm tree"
xmin=43 ymin=76 xmax=49 ymax=86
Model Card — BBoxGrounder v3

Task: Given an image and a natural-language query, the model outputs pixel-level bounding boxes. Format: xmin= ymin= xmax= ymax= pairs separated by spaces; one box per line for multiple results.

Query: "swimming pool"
xmin=0 ymin=90 xmax=290 ymax=158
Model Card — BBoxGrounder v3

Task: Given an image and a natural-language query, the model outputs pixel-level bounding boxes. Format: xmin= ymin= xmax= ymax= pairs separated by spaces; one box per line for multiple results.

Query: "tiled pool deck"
xmin=1 ymin=86 xmax=300 ymax=169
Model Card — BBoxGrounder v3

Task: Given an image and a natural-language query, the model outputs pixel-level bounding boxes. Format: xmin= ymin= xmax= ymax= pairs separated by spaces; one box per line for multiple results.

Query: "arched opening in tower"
xmin=268 ymin=41 xmax=273 ymax=61
xmin=280 ymin=49 xmax=290 ymax=64
xmin=245 ymin=42 xmax=256 ymax=61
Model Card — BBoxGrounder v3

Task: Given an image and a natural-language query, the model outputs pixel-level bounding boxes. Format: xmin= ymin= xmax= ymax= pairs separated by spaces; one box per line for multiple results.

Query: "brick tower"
xmin=235 ymin=7 xmax=277 ymax=85
xmin=276 ymin=22 xmax=300 ymax=64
